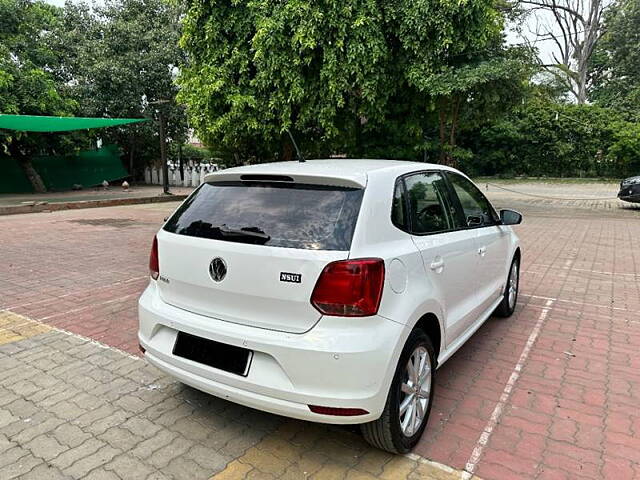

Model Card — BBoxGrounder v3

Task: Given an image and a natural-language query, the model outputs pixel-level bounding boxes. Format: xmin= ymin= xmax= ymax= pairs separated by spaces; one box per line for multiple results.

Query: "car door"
xmin=445 ymin=172 xmax=511 ymax=316
xmin=401 ymin=171 xmax=481 ymax=347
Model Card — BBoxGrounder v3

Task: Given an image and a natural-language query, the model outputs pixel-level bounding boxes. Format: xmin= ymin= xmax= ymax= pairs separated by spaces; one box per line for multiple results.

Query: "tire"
xmin=494 ymin=255 xmax=520 ymax=318
xmin=361 ymin=329 xmax=435 ymax=454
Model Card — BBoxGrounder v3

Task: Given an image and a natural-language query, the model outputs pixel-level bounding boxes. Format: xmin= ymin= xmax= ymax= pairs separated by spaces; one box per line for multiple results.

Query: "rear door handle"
xmin=430 ymin=258 xmax=445 ymax=271
xmin=478 ymin=246 xmax=487 ymax=257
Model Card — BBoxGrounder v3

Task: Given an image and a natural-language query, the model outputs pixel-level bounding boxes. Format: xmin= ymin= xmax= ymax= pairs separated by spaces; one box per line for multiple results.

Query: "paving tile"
xmin=1 ymin=193 xmax=639 ymax=479
xmin=24 ymin=433 xmax=68 ymax=461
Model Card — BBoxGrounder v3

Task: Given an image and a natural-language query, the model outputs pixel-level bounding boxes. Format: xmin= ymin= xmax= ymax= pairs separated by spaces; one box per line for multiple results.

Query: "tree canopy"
xmin=66 ymin=0 xmax=188 ymax=175
xmin=0 ymin=0 xmax=80 ymax=191
xmin=1 ymin=0 xmax=638 ymax=184
xmin=0 ymin=0 xmax=188 ymax=191
xmin=590 ymin=0 xmax=640 ymax=117
xmin=178 ymin=0 xmax=530 ymax=165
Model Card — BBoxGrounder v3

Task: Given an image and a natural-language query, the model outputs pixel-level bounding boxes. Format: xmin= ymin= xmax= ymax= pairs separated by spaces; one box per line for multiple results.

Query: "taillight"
xmin=149 ymin=235 xmax=159 ymax=280
xmin=310 ymin=258 xmax=385 ymax=317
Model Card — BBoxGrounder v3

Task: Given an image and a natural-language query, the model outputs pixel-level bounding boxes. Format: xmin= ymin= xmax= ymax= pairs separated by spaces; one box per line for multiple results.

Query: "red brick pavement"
xmin=1 ymin=200 xmax=639 ymax=479
xmin=0 ymin=206 xmax=158 ymax=351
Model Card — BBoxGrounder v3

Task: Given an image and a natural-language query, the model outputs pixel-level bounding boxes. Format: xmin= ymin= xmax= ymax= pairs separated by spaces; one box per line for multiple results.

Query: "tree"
xmin=68 ymin=0 xmax=188 ymax=177
xmin=515 ymin=0 xmax=607 ymax=103
xmin=0 ymin=0 xmax=78 ymax=192
xmin=589 ymin=0 xmax=640 ymax=116
xmin=178 ymin=0 xmax=517 ymax=164
xmin=463 ymin=99 xmax=636 ymax=177
xmin=411 ymin=46 xmax=534 ymax=165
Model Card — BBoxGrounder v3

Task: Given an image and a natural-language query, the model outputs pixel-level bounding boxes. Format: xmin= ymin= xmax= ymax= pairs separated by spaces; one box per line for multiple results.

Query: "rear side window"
xmin=391 ymin=180 xmax=408 ymax=229
xmin=164 ymin=182 xmax=363 ymax=251
xmin=404 ymin=172 xmax=454 ymax=234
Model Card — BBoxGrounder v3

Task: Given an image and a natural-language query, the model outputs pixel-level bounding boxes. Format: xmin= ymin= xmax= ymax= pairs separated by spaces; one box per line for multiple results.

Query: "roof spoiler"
xmin=203 ymin=171 xmax=366 ymax=188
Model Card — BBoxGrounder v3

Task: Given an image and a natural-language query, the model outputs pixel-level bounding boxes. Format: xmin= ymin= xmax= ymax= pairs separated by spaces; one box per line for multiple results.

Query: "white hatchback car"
xmin=138 ymin=160 xmax=522 ymax=453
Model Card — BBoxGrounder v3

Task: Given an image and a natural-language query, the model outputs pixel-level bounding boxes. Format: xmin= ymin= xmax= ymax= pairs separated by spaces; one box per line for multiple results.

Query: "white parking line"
xmin=526 ymin=263 xmax=640 ymax=278
xmin=462 ymin=298 xmax=555 ymax=479
xmin=520 ymin=293 xmax=631 ymax=312
xmin=404 ymin=453 xmax=464 ymax=477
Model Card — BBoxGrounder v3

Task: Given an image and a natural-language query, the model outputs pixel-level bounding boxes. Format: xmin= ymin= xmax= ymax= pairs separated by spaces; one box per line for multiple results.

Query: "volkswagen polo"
xmin=138 ymin=160 xmax=522 ymax=453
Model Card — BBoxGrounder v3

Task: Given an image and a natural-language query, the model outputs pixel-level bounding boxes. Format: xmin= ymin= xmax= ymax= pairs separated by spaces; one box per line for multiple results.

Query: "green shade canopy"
xmin=0 ymin=114 xmax=148 ymax=132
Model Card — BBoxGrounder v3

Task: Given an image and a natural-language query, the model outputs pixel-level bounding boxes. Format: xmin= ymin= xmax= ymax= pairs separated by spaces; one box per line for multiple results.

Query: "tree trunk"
xmin=354 ymin=115 xmax=363 ymax=156
xmin=449 ymin=96 xmax=461 ymax=149
xmin=18 ymin=157 xmax=47 ymax=193
xmin=281 ymin=133 xmax=294 ymax=162
xmin=446 ymin=96 xmax=462 ymax=168
xmin=438 ymin=98 xmax=447 ymax=164
xmin=128 ymin=143 xmax=135 ymax=180
xmin=576 ymin=68 xmax=588 ymax=104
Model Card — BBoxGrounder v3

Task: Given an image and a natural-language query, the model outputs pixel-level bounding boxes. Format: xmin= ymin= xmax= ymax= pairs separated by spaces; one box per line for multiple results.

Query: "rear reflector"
xmin=308 ymin=405 xmax=369 ymax=416
xmin=149 ymin=235 xmax=159 ymax=280
xmin=310 ymin=258 xmax=385 ymax=317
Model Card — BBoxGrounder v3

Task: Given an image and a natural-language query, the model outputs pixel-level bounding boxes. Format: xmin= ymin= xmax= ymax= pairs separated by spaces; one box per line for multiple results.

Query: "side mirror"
xmin=500 ymin=209 xmax=522 ymax=225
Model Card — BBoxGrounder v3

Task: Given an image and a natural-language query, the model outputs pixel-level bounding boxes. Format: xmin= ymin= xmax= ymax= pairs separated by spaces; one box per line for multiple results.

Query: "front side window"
xmin=404 ymin=172 xmax=454 ymax=234
xmin=164 ymin=182 xmax=363 ymax=250
xmin=446 ymin=173 xmax=498 ymax=228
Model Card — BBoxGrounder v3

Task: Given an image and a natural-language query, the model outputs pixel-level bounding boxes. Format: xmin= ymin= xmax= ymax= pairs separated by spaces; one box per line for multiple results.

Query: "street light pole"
xmin=178 ymin=143 xmax=184 ymax=184
xmin=158 ymin=110 xmax=169 ymax=195
xmin=150 ymin=98 xmax=171 ymax=195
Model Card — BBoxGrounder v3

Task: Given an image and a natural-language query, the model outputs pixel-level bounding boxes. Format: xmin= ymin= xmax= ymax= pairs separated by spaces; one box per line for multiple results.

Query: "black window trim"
xmin=391 ymin=169 xmax=456 ymax=237
xmin=443 ymin=171 xmax=500 ymax=229
xmin=390 ymin=169 xmax=501 ymax=237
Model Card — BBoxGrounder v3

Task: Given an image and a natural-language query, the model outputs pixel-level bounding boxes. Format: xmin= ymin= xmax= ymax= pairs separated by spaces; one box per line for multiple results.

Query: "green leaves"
xmin=67 ymin=0 xmax=188 ymax=169
xmin=464 ymin=100 xmax=638 ymax=178
xmin=590 ymin=0 xmax=640 ymax=117
xmin=1 ymin=0 xmax=188 ymax=179
xmin=177 ymin=0 xmax=512 ymax=163
xmin=0 ymin=0 xmax=70 ymax=116
xmin=0 ymin=0 xmax=81 ymax=169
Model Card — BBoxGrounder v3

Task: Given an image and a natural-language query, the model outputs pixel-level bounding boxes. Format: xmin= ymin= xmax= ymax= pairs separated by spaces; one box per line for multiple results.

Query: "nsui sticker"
xmin=280 ymin=272 xmax=302 ymax=283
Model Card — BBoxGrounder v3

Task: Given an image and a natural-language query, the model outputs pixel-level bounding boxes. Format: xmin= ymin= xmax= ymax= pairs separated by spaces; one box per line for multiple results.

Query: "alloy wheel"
xmin=399 ymin=345 xmax=431 ymax=437
xmin=508 ymin=261 xmax=519 ymax=309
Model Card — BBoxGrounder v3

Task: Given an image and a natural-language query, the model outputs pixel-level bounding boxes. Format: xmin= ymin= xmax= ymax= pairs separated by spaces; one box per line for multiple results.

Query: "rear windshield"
xmin=163 ymin=181 xmax=363 ymax=250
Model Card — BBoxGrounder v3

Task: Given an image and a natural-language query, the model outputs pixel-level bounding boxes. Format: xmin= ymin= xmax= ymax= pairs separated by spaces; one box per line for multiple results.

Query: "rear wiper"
xmin=217 ymin=224 xmax=271 ymax=242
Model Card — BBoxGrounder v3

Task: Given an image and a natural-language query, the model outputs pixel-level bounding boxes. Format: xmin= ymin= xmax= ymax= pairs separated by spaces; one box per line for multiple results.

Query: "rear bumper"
xmin=138 ymin=282 xmax=406 ymax=424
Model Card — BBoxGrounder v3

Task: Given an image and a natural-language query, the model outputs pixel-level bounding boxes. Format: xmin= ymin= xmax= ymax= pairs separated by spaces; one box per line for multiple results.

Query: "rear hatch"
xmin=157 ymin=178 xmax=364 ymax=333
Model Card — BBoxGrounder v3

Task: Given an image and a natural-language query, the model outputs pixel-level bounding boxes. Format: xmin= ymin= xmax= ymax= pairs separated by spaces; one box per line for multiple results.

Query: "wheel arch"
xmin=513 ymin=246 xmax=522 ymax=262
xmin=413 ymin=312 xmax=443 ymax=366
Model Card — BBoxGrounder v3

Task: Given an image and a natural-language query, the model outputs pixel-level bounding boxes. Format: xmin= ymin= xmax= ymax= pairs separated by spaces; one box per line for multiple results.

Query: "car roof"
xmin=204 ymin=159 xmax=457 ymax=188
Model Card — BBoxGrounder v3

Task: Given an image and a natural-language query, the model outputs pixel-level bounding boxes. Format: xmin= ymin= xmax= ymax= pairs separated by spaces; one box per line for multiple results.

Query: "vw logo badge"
xmin=209 ymin=257 xmax=227 ymax=282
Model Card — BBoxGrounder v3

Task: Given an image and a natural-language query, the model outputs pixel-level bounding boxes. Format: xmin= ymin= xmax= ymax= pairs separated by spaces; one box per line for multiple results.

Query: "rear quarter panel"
xmin=349 ymin=168 xmax=446 ymax=331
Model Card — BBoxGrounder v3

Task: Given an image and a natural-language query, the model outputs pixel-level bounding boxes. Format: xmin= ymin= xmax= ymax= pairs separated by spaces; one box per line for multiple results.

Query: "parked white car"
xmin=138 ymin=160 xmax=522 ymax=453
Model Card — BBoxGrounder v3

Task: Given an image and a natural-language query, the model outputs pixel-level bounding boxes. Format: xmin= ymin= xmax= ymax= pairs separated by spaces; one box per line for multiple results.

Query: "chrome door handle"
xmin=430 ymin=259 xmax=445 ymax=271
xmin=478 ymin=246 xmax=487 ymax=257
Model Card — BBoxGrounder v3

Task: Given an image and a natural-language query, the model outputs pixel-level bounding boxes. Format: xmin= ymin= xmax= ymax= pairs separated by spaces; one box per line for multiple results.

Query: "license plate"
xmin=173 ymin=331 xmax=253 ymax=376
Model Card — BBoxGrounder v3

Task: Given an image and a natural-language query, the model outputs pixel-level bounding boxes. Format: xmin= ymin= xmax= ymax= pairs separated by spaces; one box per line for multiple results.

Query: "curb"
xmin=0 ymin=194 xmax=187 ymax=216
